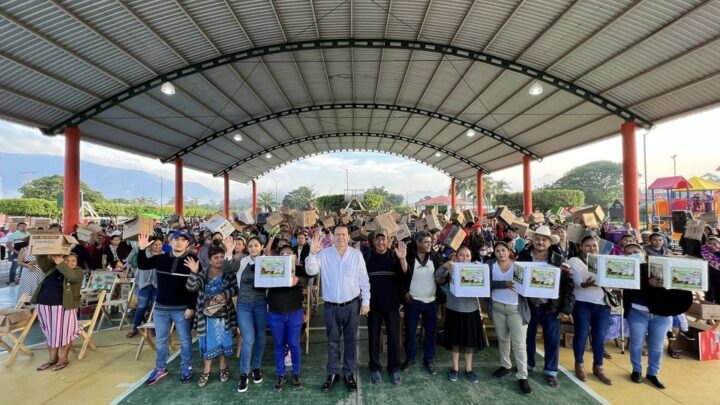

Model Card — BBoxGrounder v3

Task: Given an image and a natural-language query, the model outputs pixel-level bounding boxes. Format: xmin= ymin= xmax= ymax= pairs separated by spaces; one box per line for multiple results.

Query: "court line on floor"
xmin=109 ymin=345 xmax=185 ymax=405
xmin=536 ymin=349 xmax=609 ymax=405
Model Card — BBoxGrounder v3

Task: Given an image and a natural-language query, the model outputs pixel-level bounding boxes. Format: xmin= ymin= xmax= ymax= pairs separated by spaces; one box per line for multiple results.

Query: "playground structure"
xmin=647 ymin=176 xmax=720 ymax=229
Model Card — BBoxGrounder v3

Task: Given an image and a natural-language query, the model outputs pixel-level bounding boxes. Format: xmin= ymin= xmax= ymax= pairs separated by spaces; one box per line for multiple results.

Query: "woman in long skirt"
xmin=32 ymin=254 xmax=84 ymax=371
xmin=16 ymin=243 xmax=44 ymax=304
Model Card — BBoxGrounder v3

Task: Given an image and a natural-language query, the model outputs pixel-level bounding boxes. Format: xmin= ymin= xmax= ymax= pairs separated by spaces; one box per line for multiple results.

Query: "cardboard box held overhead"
xmin=29 ymin=231 xmax=78 ymax=256
xmin=206 ymin=214 xmax=236 ymax=238
xmin=495 ymin=205 xmax=517 ymax=226
xmin=122 ymin=216 xmax=154 ymax=240
xmin=297 ymin=210 xmax=318 ymax=227
xmin=437 ymin=223 xmax=467 ymax=251
xmin=76 ymin=224 xmax=102 ymax=243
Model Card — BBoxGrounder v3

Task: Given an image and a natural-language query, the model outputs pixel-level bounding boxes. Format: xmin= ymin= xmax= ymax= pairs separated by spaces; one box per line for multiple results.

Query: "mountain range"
xmin=0 ymin=153 xmax=222 ymax=202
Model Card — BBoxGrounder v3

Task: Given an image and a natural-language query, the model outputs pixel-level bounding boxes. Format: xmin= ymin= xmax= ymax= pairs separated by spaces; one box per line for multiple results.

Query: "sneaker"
xmin=145 ymin=368 xmax=168 ymax=385
xmin=401 ymin=359 xmax=415 ymax=371
xmin=370 ymin=370 xmax=382 ymax=384
xmin=425 ymin=362 xmax=438 ymax=375
xmin=292 ymin=374 xmax=303 ymax=391
xmin=518 ymin=379 xmax=532 ymax=395
xmin=274 ymin=375 xmax=286 ymax=392
xmin=237 ymin=374 xmax=249 ymax=393
xmin=465 ymin=370 xmax=479 ymax=383
xmin=251 ymin=368 xmax=263 ymax=384
xmin=448 ymin=369 xmax=459 ymax=382
xmin=492 ymin=367 xmax=511 ymax=379
xmin=390 ymin=371 xmax=401 ymax=385
xmin=180 ymin=366 xmax=192 ymax=384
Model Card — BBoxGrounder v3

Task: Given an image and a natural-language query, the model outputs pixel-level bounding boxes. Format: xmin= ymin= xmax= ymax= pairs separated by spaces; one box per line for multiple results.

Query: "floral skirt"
xmin=198 ymin=317 xmax=234 ymax=360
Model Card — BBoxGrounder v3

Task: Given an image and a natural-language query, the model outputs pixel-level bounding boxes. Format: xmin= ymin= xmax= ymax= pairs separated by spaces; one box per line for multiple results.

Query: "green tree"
xmin=19 ymin=175 xmax=105 ymax=203
xmin=282 ymin=186 xmax=318 ymax=209
xmin=548 ymin=161 xmax=623 ymax=208
xmin=363 ymin=193 xmax=384 ymax=210
xmin=366 ymin=186 xmax=404 ymax=208
xmin=257 ymin=191 xmax=277 ymax=210
xmin=455 ymin=176 xmax=511 ymax=206
xmin=494 ymin=189 xmax=584 ymax=213
xmin=701 ymin=172 xmax=720 ymax=183
xmin=315 ymin=194 xmax=346 ymax=213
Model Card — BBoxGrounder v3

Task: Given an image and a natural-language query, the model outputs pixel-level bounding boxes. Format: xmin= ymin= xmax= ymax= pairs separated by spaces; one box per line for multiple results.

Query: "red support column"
xmin=252 ymin=180 xmax=258 ymax=216
xmin=174 ymin=158 xmax=184 ymax=216
xmin=223 ymin=172 xmax=231 ymax=219
xmin=476 ymin=171 xmax=484 ymax=217
xmin=622 ymin=122 xmax=640 ymax=230
xmin=450 ymin=178 xmax=457 ymax=211
xmin=63 ymin=127 xmax=80 ymax=234
xmin=522 ymin=155 xmax=532 ymax=217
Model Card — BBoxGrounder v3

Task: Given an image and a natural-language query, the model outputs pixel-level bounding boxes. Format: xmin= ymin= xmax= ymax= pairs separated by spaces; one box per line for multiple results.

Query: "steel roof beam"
xmin=41 ymin=38 xmax=652 ymax=135
xmin=216 ymin=131 xmax=487 ymax=177
xmin=161 ymin=102 xmax=538 ymax=163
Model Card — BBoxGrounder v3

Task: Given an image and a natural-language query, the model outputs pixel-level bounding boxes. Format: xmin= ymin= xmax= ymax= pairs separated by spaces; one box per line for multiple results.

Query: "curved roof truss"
xmin=163 ymin=103 xmax=540 ymax=163
xmin=42 ymin=38 xmax=652 ymax=136
xmin=217 ymin=131 xmax=490 ymax=178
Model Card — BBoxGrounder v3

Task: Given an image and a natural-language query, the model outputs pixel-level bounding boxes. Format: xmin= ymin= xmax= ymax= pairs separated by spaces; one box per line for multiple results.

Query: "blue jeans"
xmin=267 ymin=309 xmax=304 ymax=377
xmin=236 ymin=299 xmax=267 ymax=374
xmin=526 ymin=304 xmax=561 ymax=376
xmin=403 ymin=299 xmax=436 ymax=366
xmin=133 ymin=285 xmax=156 ymax=329
xmin=572 ymin=300 xmax=611 ymax=366
xmin=153 ymin=309 xmax=193 ymax=370
xmin=8 ymin=251 xmax=19 ymax=283
xmin=324 ymin=299 xmax=360 ymax=376
xmin=628 ymin=308 xmax=672 ymax=376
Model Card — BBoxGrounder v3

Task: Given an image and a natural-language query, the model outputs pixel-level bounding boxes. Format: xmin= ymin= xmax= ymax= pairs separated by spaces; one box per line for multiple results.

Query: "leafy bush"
xmin=0 ymin=198 xmax=215 ymax=219
xmin=0 ymin=198 xmax=61 ymax=217
xmin=494 ymin=189 xmax=585 ymax=213
xmin=363 ymin=193 xmax=384 ymax=210
xmin=315 ymin=194 xmax=346 ymax=213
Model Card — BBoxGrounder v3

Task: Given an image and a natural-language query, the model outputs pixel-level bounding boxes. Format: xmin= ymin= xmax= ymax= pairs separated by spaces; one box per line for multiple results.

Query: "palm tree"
xmin=452 ymin=176 xmax=511 ymax=210
xmin=257 ymin=191 xmax=277 ymax=211
xmin=283 ymin=186 xmax=317 ymax=209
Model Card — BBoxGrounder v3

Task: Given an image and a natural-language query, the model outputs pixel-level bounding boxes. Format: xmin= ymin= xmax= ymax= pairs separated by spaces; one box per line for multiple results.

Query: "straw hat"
xmin=526 ymin=225 xmax=560 ymax=245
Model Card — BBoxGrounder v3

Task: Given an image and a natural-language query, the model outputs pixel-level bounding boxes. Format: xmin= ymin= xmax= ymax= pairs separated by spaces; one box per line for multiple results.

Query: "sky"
xmin=0 ymin=105 xmax=718 ymax=204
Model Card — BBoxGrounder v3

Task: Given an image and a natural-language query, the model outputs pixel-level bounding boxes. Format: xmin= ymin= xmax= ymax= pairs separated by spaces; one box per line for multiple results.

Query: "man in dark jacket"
xmin=364 ymin=229 xmax=407 ymax=385
xmin=517 ymin=225 xmax=575 ymax=388
xmin=137 ymin=230 xmax=198 ymax=386
xmin=402 ymin=231 xmax=444 ymax=375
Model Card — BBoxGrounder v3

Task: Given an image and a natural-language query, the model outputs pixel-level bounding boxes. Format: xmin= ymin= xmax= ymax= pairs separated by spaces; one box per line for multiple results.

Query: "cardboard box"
xmin=390 ymin=211 xmax=401 ymax=223
xmin=266 ymin=213 xmax=285 ymax=227
xmin=587 ymin=254 xmax=641 ymax=289
xmin=684 ymin=219 xmax=706 ymax=241
xmin=365 ymin=220 xmax=378 ymax=232
xmin=413 ymin=218 xmax=428 ymax=232
xmin=167 ymin=215 xmax=185 ymax=230
xmin=450 ymin=210 xmax=465 ymax=226
xmin=437 ymin=223 xmax=467 ymax=251
xmin=374 ymin=212 xmax=399 ymax=235
xmin=698 ymin=213 xmax=719 ymax=225
xmin=566 ymin=223 xmax=585 ymax=244
xmin=423 ymin=206 xmax=438 ymax=219
xmin=340 ymin=214 xmax=353 ymax=225
xmin=395 ymin=223 xmax=412 ymax=241
xmin=76 ymin=224 xmax=102 ymax=243
xmin=495 ymin=205 xmax=517 ymax=226
xmin=688 ymin=301 xmax=720 ymax=320
xmin=450 ymin=263 xmax=490 ymax=298
xmin=511 ymin=221 xmax=529 ymax=238
xmin=351 ymin=229 xmax=369 ymax=241
xmin=29 ymin=231 xmax=78 ymax=256
xmin=320 ymin=215 xmax=336 ymax=229
xmin=581 ymin=213 xmax=598 ymax=228
xmin=235 ymin=210 xmax=255 ymax=225
xmin=206 ymin=214 xmax=235 ymax=238
xmin=648 ymin=255 xmax=708 ymax=292
xmin=463 ymin=210 xmax=475 ymax=223
xmin=512 ymin=262 xmax=561 ymax=299
xmin=425 ymin=214 xmax=442 ymax=232
xmin=122 ymin=216 xmax=154 ymax=240
xmin=0 ymin=308 xmax=33 ymax=333
xmin=526 ymin=213 xmax=544 ymax=224
xmin=254 ymin=255 xmax=295 ymax=288
xmin=294 ymin=210 xmax=316 ymax=228
xmin=32 ymin=218 xmax=51 ymax=229
xmin=572 ymin=206 xmax=605 ymax=224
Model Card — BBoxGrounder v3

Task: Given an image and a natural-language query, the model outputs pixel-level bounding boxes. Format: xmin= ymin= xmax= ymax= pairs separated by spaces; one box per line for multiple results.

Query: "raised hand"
xmin=395 ymin=241 xmax=407 ymax=260
xmin=137 ymin=233 xmax=151 ymax=250
xmin=224 ymin=235 xmax=235 ymax=253
xmin=51 ymin=255 xmax=64 ymax=265
xmin=310 ymin=233 xmax=323 ymax=255
xmin=184 ymin=256 xmax=200 ymax=274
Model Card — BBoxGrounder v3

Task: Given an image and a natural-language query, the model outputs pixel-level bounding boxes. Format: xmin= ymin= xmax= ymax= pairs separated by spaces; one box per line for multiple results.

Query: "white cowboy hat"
xmin=526 ymin=225 xmax=560 ymax=245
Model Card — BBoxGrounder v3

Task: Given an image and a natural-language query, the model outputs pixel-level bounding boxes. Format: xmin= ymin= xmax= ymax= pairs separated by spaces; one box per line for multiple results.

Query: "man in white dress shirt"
xmin=306 ymin=224 xmax=370 ymax=393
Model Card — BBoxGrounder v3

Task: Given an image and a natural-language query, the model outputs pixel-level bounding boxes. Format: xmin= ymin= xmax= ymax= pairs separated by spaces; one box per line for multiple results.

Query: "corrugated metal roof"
xmin=2 ymin=0 xmax=719 ymax=183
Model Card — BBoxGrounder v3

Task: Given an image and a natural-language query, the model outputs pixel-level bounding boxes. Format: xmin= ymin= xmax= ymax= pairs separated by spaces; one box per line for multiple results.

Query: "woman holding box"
xmin=222 ymin=236 xmax=267 ymax=393
xmin=567 ymin=235 xmax=612 ymax=385
xmin=487 ymin=241 xmax=532 ymax=395
xmin=185 ymin=244 xmax=238 ymax=388
xmin=434 ymin=245 xmax=485 ymax=383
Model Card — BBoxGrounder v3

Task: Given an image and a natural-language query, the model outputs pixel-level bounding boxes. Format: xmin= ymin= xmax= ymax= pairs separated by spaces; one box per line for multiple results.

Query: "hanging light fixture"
xmin=528 ymin=81 xmax=543 ymax=96
xmin=434 ymin=151 xmax=442 ymax=157
xmin=160 ymin=81 xmax=176 ymax=95
xmin=265 ymin=153 xmax=272 ymax=159
xmin=233 ymin=133 xmax=243 ymax=142
xmin=465 ymin=129 xmax=476 ymax=137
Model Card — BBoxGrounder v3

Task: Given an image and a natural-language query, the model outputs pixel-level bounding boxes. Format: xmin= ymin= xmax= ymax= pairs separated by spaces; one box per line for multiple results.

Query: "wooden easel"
xmin=77 ymin=290 xmax=107 ymax=360
xmin=1 ymin=294 xmax=37 ymax=367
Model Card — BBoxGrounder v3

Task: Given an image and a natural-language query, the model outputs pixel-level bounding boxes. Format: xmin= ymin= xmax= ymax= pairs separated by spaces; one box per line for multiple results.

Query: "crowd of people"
xmin=2 ymin=211 xmax=718 ymax=396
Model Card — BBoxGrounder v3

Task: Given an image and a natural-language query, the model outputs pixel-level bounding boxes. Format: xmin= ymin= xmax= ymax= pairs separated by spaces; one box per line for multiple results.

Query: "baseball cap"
xmin=172 ymin=230 xmax=190 ymax=240
xmin=374 ymin=228 xmax=390 ymax=238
